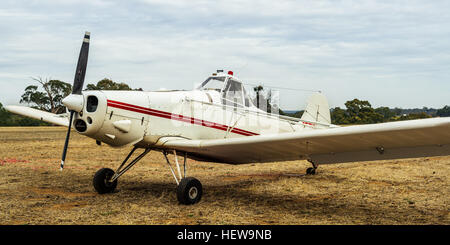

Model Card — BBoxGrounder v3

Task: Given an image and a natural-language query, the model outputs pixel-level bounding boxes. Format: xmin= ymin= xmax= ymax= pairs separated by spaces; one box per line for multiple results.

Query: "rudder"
xmin=300 ymin=92 xmax=331 ymax=124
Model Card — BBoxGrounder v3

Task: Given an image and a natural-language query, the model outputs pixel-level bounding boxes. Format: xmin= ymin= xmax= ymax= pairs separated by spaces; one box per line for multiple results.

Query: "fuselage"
xmin=73 ymin=89 xmax=317 ymax=148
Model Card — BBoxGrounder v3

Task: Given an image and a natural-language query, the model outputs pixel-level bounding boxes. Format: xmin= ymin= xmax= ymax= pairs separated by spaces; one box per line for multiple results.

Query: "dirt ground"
xmin=0 ymin=126 xmax=448 ymax=225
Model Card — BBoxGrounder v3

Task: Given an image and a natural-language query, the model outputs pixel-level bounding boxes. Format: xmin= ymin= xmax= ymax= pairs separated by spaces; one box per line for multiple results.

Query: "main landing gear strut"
xmin=92 ymin=147 xmax=202 ymax=205
xmin=163 ymin=150 xmax=202 ymax=205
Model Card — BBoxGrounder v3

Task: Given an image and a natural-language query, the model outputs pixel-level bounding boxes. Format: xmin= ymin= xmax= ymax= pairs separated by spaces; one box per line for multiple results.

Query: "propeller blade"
xmin=60 ymin=31 xmax=90 ymax=170
xmin=72 ymin=31 xmax=90 ymax=95
xmin=60 ymin=111 xmax=74 ymax=170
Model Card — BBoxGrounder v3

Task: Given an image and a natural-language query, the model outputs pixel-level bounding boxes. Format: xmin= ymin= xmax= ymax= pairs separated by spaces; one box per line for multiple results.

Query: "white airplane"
xmin=5 ymin=32 xmax=450 ymax=205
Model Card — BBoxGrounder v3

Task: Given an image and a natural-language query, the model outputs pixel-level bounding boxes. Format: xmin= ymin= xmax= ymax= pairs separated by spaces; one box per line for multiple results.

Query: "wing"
xmin=5 ymin=105 xmax=69 ymax=127
xmin=157 ymin=117 xmax=450 ymax=164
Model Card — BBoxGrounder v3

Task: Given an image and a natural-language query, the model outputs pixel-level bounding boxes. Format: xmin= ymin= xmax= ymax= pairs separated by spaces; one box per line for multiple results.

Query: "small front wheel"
xmin=177 ymin=177 xmax=202 ymax=205
xmin=93 ymin=168 xmax=118 ymax=194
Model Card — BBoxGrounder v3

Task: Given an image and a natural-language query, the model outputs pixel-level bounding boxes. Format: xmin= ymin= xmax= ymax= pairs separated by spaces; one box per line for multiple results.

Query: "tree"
xmin=375 ymin=106 xmax=396 ymax=122
xmin=283 ymin=110 xmax=304 ymax=118
xmin=331 ymin=107 xmax=349 ymax=124
xmin=392 ymin=107 xmax=403 ymax=116
xmin=437 ymin=105 xmax=450 ymax=117
xmin=0 ymin=102 xmax=8 ymax=125
xmin=20 ymin=77 xmax=72 ymax=114
xmin=291 ymin=110 xmax=304 ymax=118
xmin=330 ymin=99 xmax=384 ymax=125
xmin=86 ymin=78 xmax=142 ymax=91
xmin=344 ymin=99 xmax=384 ymax=124
xmin=393 ymin=112 xmax=431 ymax=121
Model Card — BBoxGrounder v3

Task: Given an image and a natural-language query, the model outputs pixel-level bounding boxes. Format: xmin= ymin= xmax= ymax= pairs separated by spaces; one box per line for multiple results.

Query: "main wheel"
xmin=93 ymin=168 xmax=118 ymax=194
xmin=177 ymin=177 xmax=202 ymax=205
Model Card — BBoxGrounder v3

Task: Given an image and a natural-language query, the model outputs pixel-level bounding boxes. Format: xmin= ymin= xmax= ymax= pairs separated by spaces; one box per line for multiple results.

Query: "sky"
xmin=1 ymin=0 xmax=449 ymax=110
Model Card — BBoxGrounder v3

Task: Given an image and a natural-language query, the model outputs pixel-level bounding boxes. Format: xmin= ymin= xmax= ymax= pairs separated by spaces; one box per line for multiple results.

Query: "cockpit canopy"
xmin=197 ymin=76 xmax=226 ymax=92
xmin=197 ymin=74 xmax=253 ymax=108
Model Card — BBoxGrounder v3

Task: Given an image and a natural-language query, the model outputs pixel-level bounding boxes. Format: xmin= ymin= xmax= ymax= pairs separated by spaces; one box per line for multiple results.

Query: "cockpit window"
xmin=222 ymin=79 xmax=244 ymax=107
xmin=86 ymin=96 xmax=98 ymax=112
xmin=197 ymin=76 xmax=226 ymax=92
xmin=198 ymin=76 xmax=254 ymax=108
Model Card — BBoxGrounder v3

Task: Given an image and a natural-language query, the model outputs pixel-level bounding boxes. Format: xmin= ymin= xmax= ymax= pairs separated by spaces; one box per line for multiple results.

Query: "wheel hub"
xmin=188 ymin=186 xmax=198 ymax=199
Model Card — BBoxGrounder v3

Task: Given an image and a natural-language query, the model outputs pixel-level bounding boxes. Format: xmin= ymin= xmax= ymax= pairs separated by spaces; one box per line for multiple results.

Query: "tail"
xmin=300 ymin=92 xmax=331 ymax=125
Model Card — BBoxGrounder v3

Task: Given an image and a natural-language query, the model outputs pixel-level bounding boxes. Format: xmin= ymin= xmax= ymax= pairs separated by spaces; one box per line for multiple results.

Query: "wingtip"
xmin=3 ymin=105 xmax=19 ymax=112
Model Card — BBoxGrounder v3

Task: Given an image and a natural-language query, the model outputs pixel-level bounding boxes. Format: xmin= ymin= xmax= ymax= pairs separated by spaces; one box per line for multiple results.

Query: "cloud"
xmin=1 ymin=0 xmax=449 ymax=109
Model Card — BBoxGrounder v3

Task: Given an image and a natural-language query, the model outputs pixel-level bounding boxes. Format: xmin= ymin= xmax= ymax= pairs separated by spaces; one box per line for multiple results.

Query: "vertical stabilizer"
xmin=300 ymin=92 xmax=331 ymax=124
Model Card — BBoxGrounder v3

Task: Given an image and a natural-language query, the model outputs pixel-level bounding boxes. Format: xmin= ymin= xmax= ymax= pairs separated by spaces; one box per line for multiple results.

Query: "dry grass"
xmin=0 ymin=126 xmax=448 ymax=225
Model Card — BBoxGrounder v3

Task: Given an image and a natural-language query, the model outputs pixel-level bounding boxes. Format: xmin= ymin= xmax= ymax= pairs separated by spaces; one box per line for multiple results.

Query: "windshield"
xmin=197 ymin=76 xmax=226 ymax=92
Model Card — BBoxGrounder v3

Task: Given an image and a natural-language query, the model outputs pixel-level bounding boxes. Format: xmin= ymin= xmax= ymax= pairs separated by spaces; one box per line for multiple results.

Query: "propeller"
xmin=60 ymin=31 xmax=90 ymax=170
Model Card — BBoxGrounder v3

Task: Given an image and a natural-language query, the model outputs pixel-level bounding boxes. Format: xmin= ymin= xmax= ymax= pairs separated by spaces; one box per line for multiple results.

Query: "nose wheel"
xmin=93 ymin=147 xmax=151 ymax=194
xmin=93 ymin=168 xmax=118 ymax=194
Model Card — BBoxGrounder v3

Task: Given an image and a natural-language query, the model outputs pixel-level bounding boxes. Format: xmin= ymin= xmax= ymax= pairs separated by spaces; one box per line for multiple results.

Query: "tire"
xmin=177 ymin=177 xmax=202 ymax=205
xmin=93 ymin=168 xmax=118 ymax=194
xmin=306 ymin=167 xmax=316 ymax=175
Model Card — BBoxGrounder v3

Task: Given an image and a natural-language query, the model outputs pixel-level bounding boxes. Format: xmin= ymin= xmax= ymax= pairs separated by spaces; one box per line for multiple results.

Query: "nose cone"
xmin=62 ymin=94 xmax=84 ymax=112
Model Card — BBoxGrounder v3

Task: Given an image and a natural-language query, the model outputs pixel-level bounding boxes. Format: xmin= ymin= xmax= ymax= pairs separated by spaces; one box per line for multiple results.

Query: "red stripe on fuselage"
xmin=106 ymin=100 xmax=259 ymax=136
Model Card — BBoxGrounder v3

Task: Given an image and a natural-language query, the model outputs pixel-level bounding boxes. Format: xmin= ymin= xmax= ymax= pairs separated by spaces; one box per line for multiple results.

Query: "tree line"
xmin=0 ymin=79 xmax=449 ymax=126
xmin=0 ymin=78 xmax=141 ymax=126
xmin=282 ymin=99 xmax=450 ymax=124
xmin=253 ymin=86 xmax=450 ymax=124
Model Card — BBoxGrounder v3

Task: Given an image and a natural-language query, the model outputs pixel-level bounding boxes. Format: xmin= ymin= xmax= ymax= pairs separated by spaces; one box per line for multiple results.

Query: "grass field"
xmin=0 ymin=127 xmax=448 ymax=224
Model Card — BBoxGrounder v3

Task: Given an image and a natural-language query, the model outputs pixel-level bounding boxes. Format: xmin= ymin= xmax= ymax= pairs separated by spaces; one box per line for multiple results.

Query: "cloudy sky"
xmin=1 ymin=0 xmax=449 ymax=110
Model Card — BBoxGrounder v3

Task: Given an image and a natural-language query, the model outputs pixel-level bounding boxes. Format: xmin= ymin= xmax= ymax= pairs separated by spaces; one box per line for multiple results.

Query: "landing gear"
xmin=93 ymin=146 xmax=151 ymax=194
xmin=306 ymin=159 xmax=318 ymax=175
xmin=92 ymin=147 xmax=202 ymax=205
xmin=93 ymin=168 xmax=117 ymax=193
xmin=163 ymin=150 xmax=202 ymax=205
xmin=306 ymin=167 xmax=316 ymax=175
xmin=177 ymin=177 xmax=203 ymax=205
